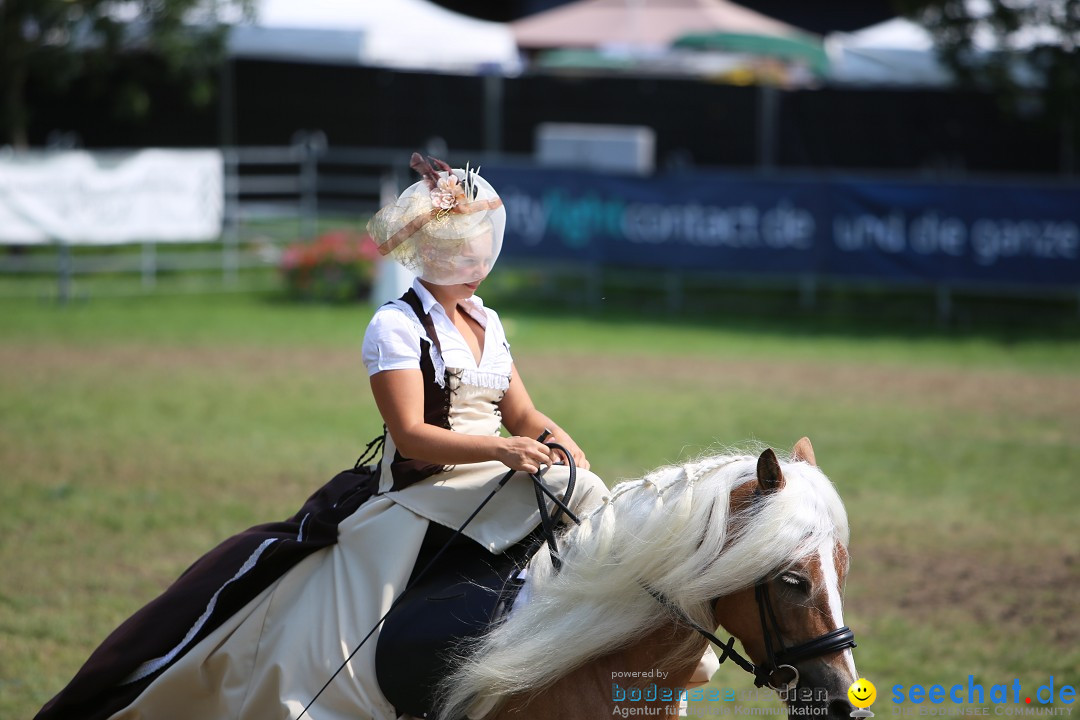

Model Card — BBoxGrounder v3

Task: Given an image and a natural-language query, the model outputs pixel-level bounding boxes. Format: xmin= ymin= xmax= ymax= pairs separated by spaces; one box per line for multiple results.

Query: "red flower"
xmin=279 ymin=229 xmax=379 ymax=302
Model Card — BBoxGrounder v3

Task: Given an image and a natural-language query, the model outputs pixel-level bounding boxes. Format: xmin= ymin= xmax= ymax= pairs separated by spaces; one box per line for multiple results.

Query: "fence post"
xmin=294 ymin=130 xmax=328 ymax=241
xmin=300 ymin=141 xmax=317 ymax=240
xmin=936 ymin=284 xmax=953 ymax=326
xmin=665 ymin=270 xmax=683 ymax=313
xmin=223 ymin=147 xmax=240 ymax=285
xmin=1061 ymin=116 xmax=1074 ymax=177
xmin=757 ymin=85 xmax=779 ymax=171
xmin=141 ymin=241 xmax=157 ymax=289
xmin=799 ymin=274 xmax=818 ymax=311
xmin=484 ymin=74 xmax=504 ymax=153
xmin=57 ymin=240 xmax=72 ymax=304
xmin=587 ymin=263 xmax=603 ymax=310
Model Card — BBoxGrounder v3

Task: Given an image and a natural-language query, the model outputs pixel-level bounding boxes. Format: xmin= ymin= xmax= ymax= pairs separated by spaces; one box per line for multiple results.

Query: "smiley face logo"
xmin=848 ymin=678 xmax=877 ymax=709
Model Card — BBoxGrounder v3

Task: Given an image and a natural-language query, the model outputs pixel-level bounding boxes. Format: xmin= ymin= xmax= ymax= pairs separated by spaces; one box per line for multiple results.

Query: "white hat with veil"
xmin=367 ymin=153 xmax=506 ymax=286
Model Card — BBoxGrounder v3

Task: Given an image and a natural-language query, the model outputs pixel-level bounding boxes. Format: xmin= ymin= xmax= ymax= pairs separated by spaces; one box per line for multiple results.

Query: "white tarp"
xmin=826 ymin=3 xmax=1072 ymax=88
xmin=825 ymin=18 xmax=955 ymax=87
xmin=0 ymin=149 xmax=223 ymax=244
xmin=228 ymin=0 xmax=522 ymax=74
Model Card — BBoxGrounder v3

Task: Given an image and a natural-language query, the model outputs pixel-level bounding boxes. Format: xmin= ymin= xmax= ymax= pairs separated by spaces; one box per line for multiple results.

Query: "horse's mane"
xmin=436 ymin=447 xmax=850 ymax=720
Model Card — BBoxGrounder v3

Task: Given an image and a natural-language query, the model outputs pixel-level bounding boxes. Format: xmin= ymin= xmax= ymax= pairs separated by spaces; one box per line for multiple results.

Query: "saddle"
xmin=375 ymin=523 xmax=542 ymax=719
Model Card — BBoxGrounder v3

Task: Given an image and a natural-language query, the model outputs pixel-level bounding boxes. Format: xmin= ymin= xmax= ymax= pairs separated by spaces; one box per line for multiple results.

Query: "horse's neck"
xmin=490 ymin=623 xmax=706 ymax=720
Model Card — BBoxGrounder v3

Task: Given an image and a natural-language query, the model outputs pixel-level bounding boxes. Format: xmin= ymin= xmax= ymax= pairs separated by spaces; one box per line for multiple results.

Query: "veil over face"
xmin=367 ymin=157 xmax=506 ymax=286
xmin=415 ymin=224 xmax=497 ymax=286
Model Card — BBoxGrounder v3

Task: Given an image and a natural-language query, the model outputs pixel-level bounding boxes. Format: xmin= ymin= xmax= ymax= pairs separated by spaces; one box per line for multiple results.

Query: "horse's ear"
xmin=793 ymin=437 xmax=816 ymax=466
xmin=756 ymin=448 xmax=785 ymax=493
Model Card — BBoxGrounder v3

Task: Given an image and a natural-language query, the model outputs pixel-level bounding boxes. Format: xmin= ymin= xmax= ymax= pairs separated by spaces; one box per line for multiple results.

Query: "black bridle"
xmin=648 ymin=580 xmax=857 ymax=692
xmin=531 ymin=450 xmax=857 ymax=694
xmin=530 ymin=448 xmax=857 ymax=693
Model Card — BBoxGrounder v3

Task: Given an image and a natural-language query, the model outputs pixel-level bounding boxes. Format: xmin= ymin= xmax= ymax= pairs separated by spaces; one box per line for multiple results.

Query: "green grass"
xmin=1 ymin=290 xmax=1078 ymax=718
xmin=4 ymin=286 xmax=1080 ymax=369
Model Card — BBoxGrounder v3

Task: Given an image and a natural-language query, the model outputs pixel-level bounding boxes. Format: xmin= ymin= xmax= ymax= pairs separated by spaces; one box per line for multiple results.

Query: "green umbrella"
xmin=673 ymin=31 xmax=829 ymax=75
xmin=535 ymin=48 xmax=639 ymax=70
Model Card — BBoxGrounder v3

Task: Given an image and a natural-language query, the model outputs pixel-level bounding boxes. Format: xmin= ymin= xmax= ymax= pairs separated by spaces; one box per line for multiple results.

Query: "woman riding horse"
xmin=36 ymin=156 xmax=718 ymax=720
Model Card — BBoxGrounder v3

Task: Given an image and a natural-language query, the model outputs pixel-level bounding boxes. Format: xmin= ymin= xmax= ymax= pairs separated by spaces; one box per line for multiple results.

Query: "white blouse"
xmin=361 ymin=279 xmax=513 ymax=389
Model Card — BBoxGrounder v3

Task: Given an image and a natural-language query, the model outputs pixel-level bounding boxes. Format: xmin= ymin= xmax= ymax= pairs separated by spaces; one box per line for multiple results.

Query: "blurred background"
xmin=1 ymin=1 xmax=1078 ymax=718
xmin=2 ymin=0 xmax=1079 ymax=319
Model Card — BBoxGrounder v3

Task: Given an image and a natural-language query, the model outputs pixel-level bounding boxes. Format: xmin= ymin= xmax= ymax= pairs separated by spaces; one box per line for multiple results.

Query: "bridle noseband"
xmin=649 ymin=582 xmax=856 ymax=692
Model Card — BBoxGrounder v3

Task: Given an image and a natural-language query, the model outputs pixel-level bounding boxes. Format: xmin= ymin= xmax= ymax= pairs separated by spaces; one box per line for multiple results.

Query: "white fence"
xmin=1 ymin=142 xmax=1075 ymax=323
xmin=0 ymin=149 xmax=223 ymax=244
xmin=0 ymin=139 xmax=420 ymax=299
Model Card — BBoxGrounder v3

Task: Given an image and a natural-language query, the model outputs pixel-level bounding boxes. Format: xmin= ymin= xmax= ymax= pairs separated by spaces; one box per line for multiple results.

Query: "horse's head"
xmin=439 ymin=438 xmax=860 ymax=720
xmin=713 ymin=439 xmax=859 ymax=720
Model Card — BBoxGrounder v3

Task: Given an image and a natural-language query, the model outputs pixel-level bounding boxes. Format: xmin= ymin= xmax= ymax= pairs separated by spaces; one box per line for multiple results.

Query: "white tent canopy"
xmin=826 ymin=2 xmax=1072 ymax=88
xmin=825 ymin=18 xmax=954 ymax=87
xmin=227 ymin=0 xmax=522 ymax=74
xmin=837 ymin=17 xmax=936 ymax=53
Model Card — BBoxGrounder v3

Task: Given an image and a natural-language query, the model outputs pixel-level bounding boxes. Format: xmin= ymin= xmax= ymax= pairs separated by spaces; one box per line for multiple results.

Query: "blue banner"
xmin=482 ymin=167 xmax=1080 ymax=288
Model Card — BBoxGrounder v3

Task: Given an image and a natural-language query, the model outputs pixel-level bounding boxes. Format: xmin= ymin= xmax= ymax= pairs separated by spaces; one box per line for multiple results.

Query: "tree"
xmin=0 ymin=0 xmax=252 ymax=149
xmin=895 ymin=0 xmax=1080 ymax=171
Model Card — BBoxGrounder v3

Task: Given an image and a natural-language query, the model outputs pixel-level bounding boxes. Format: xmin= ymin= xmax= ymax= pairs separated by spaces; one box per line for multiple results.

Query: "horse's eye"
xmin=779 ymin=573 xmax=809 ymax=592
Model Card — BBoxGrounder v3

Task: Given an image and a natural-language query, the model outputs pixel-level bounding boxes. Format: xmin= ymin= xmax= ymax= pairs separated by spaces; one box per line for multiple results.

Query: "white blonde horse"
xmin=438 ymin=437 xmax=859 ymax=720
xmin=44 ymin=438 xmax=856 ymax=720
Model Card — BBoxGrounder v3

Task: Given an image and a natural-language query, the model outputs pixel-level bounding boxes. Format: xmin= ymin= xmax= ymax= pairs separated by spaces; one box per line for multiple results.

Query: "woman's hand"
xmin=497 ymin=363 xmax=591 ymax=472
xmin=548 ymin=434 xmax=590 ymax=471
xmin=496 ymin=436 xmax=554 ymax=474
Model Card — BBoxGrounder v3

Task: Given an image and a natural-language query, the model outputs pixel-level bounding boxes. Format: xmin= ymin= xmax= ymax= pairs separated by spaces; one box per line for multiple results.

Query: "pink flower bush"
xmin=280 ymin=229 xmax=380 ymax=302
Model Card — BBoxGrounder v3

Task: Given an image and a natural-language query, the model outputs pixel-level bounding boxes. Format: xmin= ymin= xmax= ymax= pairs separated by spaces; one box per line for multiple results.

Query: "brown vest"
xmin=381 ymin=288 xmax=453 ymax=492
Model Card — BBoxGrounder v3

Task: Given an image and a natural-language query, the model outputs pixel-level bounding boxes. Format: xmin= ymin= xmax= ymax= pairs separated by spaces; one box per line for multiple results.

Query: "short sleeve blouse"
xmin=361 ymin=280 xmax=512 ymax=380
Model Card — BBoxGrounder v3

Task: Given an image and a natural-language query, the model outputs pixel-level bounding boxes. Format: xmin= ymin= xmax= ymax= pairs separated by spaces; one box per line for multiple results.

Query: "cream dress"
xmin=104 ymin=284 xmax=607 ymax=720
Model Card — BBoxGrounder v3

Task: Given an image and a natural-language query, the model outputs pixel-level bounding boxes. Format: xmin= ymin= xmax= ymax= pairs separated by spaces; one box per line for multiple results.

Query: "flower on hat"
xmin=438 ymin=175 xmax=461 ymax=194
xmin=430 ymin=189 xmax=456 ymax=210
xmin=430 ymin=174 xmax=465 ymax=210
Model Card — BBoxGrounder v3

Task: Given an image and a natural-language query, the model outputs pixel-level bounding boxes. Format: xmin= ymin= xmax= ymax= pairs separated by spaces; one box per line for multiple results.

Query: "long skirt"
xmin=40 ymin=462 xmax=608 ymax=720
xmin=106 ymin=495 xmax=427 ymax=720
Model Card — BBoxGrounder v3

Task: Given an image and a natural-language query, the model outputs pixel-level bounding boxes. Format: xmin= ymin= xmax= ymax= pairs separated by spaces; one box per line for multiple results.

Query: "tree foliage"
xmin=896 ymin=0 xmax=1080 ymax=165
xmin=0 ymin=0 xmax=252 ymax=148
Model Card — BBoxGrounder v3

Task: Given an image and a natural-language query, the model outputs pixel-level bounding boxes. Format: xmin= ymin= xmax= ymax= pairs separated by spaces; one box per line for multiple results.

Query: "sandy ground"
xmin=3 ymin=342 xmax=1078 ymax=652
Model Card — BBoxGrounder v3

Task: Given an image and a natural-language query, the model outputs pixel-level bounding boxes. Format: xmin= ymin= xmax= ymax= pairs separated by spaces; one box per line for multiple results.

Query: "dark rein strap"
xmin=530 ymin=441 xmax=579 ymax=570
xmin=298 ymin=432 xmax=576 ymax=718
xmin=645 ymin=589 xmax=764 ymax=683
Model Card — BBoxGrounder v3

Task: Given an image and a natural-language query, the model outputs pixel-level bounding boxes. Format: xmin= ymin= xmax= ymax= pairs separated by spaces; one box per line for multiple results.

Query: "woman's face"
xmin=452 ymin=231 xmax=496 ymax=285
xmin=420 ymin=229 xmax=496 ymax=288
